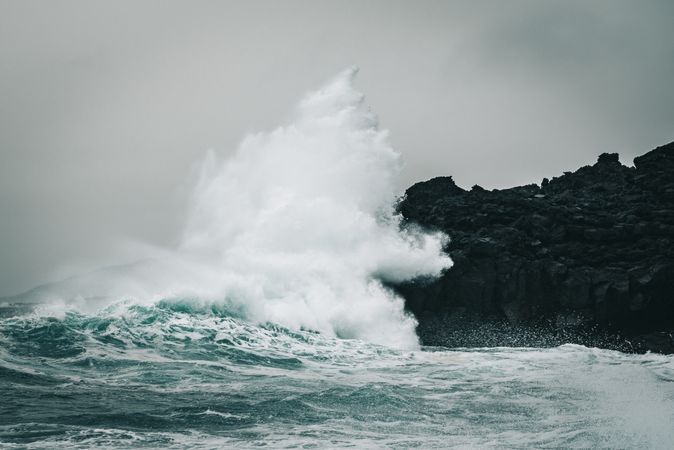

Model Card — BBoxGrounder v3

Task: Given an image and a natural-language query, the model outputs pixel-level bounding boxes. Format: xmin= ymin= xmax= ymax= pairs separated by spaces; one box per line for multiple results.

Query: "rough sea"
xmin=3 ymin=69 xmax=673 ymax=448
xmin=1 ymin=301 xmax=673 ymax=449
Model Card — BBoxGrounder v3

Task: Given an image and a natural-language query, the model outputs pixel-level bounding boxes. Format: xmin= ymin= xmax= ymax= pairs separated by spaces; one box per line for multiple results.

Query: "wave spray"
xmin=30 ymin=68 xmax=453 ymax=349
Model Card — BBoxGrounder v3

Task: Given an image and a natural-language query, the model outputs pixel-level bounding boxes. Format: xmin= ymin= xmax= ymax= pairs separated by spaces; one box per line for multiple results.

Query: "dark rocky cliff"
xmin=397 ymin=142 xmax=674 ymax=353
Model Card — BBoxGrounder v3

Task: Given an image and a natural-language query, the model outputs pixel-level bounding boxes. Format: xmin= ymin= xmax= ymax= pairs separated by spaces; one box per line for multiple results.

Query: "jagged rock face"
xmin=397 ymin=142 xmax=674 ymax=354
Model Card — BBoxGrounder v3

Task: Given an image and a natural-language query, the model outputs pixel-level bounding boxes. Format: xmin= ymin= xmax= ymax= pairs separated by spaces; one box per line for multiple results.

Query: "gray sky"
xmin=1 ymin=0 xmax=673 ymax=296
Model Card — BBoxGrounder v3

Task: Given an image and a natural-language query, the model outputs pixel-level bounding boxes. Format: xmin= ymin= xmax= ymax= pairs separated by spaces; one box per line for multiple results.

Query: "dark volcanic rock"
xmin=397 ymin=141 xmax=674 ymax=354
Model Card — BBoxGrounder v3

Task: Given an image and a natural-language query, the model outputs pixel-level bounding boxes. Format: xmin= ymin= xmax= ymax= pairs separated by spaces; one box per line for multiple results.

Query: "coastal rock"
xmin=397 ymin=141 xmax=674 ymax=354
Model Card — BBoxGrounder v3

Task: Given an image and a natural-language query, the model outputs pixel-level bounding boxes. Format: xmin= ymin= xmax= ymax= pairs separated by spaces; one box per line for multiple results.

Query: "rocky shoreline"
xmin=397 ymin=141 xmax=674 ymax=354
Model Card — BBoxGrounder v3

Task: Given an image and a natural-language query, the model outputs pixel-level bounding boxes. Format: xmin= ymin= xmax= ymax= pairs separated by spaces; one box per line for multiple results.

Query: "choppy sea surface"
xmin=1 ymin=301 xmax=673 ymax=449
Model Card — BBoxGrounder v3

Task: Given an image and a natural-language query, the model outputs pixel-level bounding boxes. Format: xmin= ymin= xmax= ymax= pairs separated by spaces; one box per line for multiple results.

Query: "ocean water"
xmin=1 ymin=301 xmax=673 ymax=449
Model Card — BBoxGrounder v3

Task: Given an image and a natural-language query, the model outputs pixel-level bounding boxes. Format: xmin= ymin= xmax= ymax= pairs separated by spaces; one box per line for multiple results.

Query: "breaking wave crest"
xmin=13 ymin=68 xmax=451 ymax=349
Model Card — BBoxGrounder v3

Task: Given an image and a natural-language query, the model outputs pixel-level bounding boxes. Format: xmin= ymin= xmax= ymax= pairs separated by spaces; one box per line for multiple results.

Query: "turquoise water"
xmin=1 ymin=301 xmax=673 ymax=449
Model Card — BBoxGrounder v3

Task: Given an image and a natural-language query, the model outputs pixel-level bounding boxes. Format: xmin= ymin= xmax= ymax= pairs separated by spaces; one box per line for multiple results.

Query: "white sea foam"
xmin=23 ymin=68 xmax=452 ymax=349
xmin=172 ymin=67 xmax=451 ymax=348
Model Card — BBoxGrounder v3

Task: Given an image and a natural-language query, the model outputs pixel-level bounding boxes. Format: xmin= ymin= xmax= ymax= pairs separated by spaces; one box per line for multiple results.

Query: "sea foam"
xmin=24 ymin=68 xmax=453 ymax=349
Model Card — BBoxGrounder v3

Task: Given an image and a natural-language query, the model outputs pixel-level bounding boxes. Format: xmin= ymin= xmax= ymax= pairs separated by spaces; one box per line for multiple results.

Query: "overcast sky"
xmin=1 ymin=0 xmax=673 ymax=296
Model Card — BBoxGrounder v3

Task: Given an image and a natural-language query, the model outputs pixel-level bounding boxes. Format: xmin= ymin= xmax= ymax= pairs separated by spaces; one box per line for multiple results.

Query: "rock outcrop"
xmin=396 ymin=142 xmax=674 ymax=353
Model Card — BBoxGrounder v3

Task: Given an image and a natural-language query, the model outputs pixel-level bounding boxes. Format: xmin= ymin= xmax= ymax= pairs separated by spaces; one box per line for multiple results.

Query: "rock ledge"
xmin=397 ymin=141 xmax=674 ymax=353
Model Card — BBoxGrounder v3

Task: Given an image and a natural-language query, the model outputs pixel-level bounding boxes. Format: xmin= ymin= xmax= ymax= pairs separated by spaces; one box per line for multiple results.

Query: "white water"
xmin=21 ymin=68 xmax=451 ymax=349
xmin=174 ymin=67 xmax=451 ymax=348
